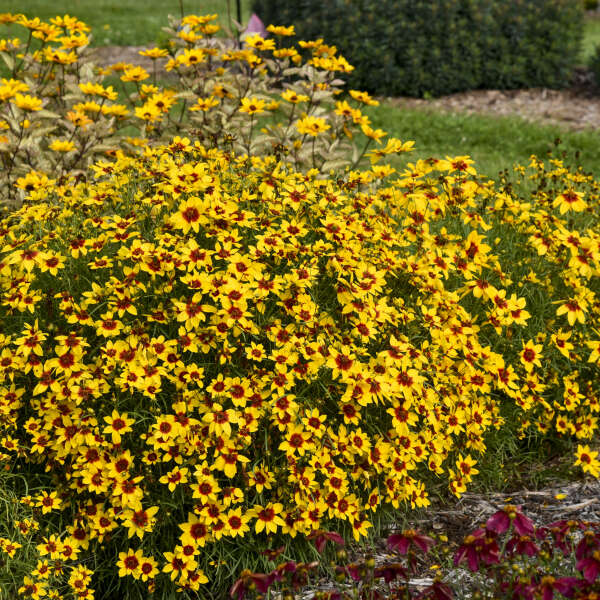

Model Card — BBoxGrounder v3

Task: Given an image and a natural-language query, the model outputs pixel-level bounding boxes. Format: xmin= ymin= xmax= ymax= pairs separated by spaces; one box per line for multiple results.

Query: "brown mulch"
xmin=385 ymin=78 xmax=600 ymax=132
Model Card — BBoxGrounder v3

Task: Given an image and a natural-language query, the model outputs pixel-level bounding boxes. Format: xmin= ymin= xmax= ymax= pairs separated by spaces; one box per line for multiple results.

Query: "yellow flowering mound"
xmin=0 ymin=142 xmax=599 ymax=597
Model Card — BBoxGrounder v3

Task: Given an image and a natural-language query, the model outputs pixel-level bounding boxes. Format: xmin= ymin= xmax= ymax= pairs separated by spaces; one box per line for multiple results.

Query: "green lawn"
xmin=365 ymin=104 xmax=600 ymax=179
xmin=0 ymin=0 xmax=249 ymax=46
xmin=583 ymin=14 xmax=600 ymax=62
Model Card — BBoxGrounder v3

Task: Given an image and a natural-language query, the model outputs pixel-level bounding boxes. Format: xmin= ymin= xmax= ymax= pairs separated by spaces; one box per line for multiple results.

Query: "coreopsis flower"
xmin=486 ymin=505 xmax=535 ymax=536
xmin=171 ymin=197 xmax=209 ymax=233
xmin=102 ymin=410 xmax=134 ymax=444
xmin=454 ymin=528 xmax=500 ymax=572
xmin=574 ymin=445 xmax=600 ymax=478
xmin=556 ymin=296 xmax=587 ymax=326
xmin=518 ymin=339 xmax=543 ymax=372
xmin=553 ymin=189 xmax=586 ymax=213
xmin=253 ymin=502 xmax=285 ymax=534
xmin=387 ymin=529 xmax=434 ymax=555
xmin=35 ymin=491 xmax=62 ymax=514
xmin=117 ymin=548 xmax=144 ymax=579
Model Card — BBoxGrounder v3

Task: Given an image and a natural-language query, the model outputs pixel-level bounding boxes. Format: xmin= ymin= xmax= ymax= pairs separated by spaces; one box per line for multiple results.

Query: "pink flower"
xmin=244 ymin=13 xmax=267 ymax=37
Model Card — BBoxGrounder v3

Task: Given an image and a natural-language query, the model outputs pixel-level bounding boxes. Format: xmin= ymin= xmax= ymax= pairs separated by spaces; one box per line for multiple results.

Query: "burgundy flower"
xmin=552 ymin=576 xmax=582 ymax=598
xmin=486 ymin=504 xmax=534 ymax=536
xmin=576 ymin=529 xmax=600 ymax=561
xmin=344 ymin=563 xmax=363 ymax=582
xmin=374 ymin=562 xmax=407 ymax=583
xmin=230 ymin=571 xmax=275 ymax=600
xmin=534 ymin=575 xmax=582 ymax=600
xmin=417 ymin=580 xmax=454 ymax=600
xmin=262 ymin=546 xmax=285 ymax=560
xmin=505 ymin=534 xmax=539 ymax=558
xmin=271 ymin=560 xmax=297 ymax=582
xmin=540 ymin=520 xmax=578 ymax=557
xmin=308 ymin=530 xmax=345 ymax=554
xmin=387 ymin=528 xmax=435 ymax=555
xmin=576 ymin=551 xmax=600 ymax=583
xmin=454 ymin=528 xmax=500 ymax=572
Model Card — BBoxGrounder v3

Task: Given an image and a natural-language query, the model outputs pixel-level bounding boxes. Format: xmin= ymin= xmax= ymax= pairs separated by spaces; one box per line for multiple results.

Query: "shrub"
xmin=250 ymin=0 xmax=584 ymax=97
xmin=1 ymin=137 xmax=600 ymax=597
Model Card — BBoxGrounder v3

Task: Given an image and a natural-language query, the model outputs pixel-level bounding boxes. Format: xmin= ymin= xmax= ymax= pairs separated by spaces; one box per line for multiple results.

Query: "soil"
xmin=385 ymin=68 xmax=600 ymax=132
xmin=89 ymin=46 xmax=600 ymax=132
xmin=298 ymin=478 xmax=600 ymax=599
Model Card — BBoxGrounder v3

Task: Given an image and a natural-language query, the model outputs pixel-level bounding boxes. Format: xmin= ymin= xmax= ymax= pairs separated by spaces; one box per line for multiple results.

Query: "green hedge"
xmin=251 ymin=0 xmax=584 ymax=97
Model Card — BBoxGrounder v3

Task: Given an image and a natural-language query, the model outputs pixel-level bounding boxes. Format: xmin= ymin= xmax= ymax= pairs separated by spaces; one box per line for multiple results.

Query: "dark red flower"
xmin=454 ymin=528 xmax=500 ymax=572
xmin=230 ymin=571 xmax=274 ymax=600
xmin=308 ymin=530 xmax=345 ymax=554
xmin=417 ymin=580 xmax=454 ymax=600
xmin=486 ymin=505 xmax=534 ymax=536
xmin=576 ymin=552 xmax=600 ymax=583
xmin=374 ymin=562 xmax=407 ymax=583
xmin=387 ymin=529 xmax=435 ymax=555
xmin=505 ymin=534 xmax=539 ymax=557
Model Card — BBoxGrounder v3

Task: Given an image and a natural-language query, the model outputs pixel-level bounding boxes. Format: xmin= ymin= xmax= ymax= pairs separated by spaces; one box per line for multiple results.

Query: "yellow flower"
xmin=281 ymin=89 xmax=310 ymax=104
xmin=349 ymin=89 xmax=379 ymax=106
xmin=12 ymin=93 xmax=42 ymax=111
xmin=102 ymin=410 xmax=134 ymax=444
xmin=361 ymin=123 xmax=386 ymax=142
xmin=574 ymin=444 xmax=600 ymax=478
xmin=121 ymin=65 xmax=150 ymax=82
xmin=296 ymin=115 xmax=330 ymax=136
xmin=139 ymin=47 xmax=169 ymax=59
xmin=189 ymin=96 xmax=219 ymax=112
xmin=267 ymin=24 xmax=295 ymax=36
xmin=253 ymin=502 xmax=285 ymax=534
xmin=239 ymin=97 xmax=266 ymax=115
xmin=553 ymin=189 xmax=586 ymax=214
xmin=117 ymin=548 xmax=144 ymax=579
xmin=244 ymin=34 xmax=275 ymax=51
xmin=49 ymin=139 xmax=76 ymax=152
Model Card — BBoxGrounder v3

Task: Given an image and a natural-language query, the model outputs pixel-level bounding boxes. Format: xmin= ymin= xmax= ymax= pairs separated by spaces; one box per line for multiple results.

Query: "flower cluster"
xmin=0 ymin=12 xmax=409 ymax=206
xmin=233 ymin=507 xmax=600 ymax=600
xmin=0 ymin=133 xmax=599 ymax=596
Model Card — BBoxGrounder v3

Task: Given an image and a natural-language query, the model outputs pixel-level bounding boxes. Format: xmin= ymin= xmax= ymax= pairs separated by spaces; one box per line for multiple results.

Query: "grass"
xmin=0 ymin=0 xmax=250 ymax=46
xmin=364 ymin=103 xmax=600 ymax=179
xmin=583 ymin=14 xmax=600 ymax=62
